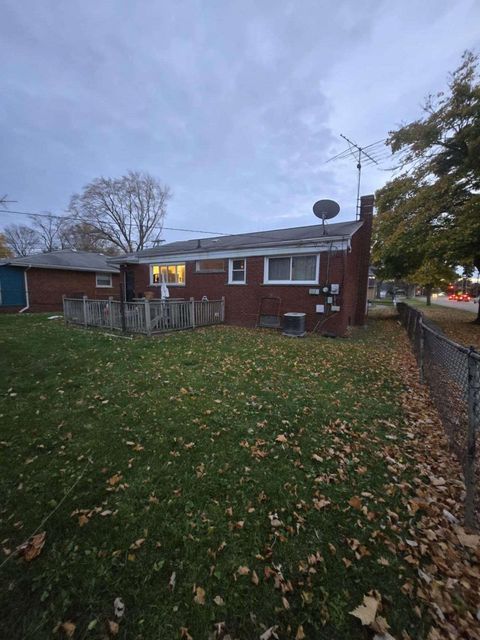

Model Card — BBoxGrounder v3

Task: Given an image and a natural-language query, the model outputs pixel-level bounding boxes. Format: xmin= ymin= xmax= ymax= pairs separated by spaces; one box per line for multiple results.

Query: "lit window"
xmin=96 ymin=273 xmax=113 ymax=288
xmin=265 ymin=255 xmax=318 ymax=284
xmin=151 ymin=264 xmax=185 ymax=285
xmin=196 ymin=259 xmax=225 ymax=272
xmin=229 ymin=258 xmax=246 ymax=284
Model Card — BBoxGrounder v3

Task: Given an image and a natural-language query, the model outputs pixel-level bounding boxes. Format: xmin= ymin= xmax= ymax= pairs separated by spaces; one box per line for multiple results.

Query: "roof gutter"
xmin=19 ymin=266 xmax=31 ymax=313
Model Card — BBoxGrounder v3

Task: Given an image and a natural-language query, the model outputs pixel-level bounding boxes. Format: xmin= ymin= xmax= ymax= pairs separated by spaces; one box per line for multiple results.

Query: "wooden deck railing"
xmin=63 ymin=296 xmax=225 ymax=335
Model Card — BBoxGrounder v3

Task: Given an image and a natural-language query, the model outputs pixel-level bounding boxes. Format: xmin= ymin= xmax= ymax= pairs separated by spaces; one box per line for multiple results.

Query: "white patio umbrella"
xmin=160 ymin=272 xmax=170 ymax=300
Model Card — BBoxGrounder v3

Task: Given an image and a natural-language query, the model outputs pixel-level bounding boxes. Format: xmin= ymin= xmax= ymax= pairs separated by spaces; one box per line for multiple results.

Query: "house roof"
xmin=4 ymin=249 xmax=120 ymax=273
xmin=110 ymin=219 xmax=364 ymax=264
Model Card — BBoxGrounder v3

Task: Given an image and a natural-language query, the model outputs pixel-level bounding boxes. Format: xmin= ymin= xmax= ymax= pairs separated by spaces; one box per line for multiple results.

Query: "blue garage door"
xmin=0 ymin=266 xmax=26 ymax=307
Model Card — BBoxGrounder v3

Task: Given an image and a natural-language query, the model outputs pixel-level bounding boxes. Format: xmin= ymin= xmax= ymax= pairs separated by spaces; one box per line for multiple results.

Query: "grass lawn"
xmin=0 ymin=313 xmax=465 ymax=639
xmin=405 ymin=298 xmax=480 ymax=350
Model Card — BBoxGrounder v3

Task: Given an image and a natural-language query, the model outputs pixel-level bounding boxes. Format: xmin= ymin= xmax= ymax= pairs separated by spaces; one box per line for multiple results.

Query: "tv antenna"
xmin=338 ymin=134 xmax=379 ymax=219
xmin=312 ymin=199 xmax=340 ymax=235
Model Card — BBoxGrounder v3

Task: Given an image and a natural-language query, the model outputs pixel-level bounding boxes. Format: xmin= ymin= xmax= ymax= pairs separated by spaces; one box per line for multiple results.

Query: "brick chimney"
xmin=354 ymin=194 xmax=374 ymax=325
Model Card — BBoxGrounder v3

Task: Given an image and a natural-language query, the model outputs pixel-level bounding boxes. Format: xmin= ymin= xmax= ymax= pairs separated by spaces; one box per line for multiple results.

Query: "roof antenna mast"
xmin=339 ymin=134 xmax=378 ymax=219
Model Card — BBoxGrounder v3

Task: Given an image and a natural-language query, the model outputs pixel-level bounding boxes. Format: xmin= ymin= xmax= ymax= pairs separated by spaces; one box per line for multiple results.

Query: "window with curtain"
xmin=151 ymin=264 xmax=186 ymax=285
xmin=266 ymin=255 xmax=317 ymax=283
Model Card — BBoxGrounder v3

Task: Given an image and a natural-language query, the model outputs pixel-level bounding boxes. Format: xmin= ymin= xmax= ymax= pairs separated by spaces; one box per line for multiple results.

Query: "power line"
xmin=0 ymin=208 xmax=230 ymax=237
xmin=0 ymin=207 xmax=352 ymax=248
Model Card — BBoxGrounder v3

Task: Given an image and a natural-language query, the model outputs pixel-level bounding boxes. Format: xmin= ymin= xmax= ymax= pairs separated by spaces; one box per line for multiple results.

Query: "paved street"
xmin=430 ymin=295 xmax=478 ymax=314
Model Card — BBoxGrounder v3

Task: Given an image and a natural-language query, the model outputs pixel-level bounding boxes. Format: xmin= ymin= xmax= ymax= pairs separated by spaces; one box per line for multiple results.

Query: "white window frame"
xmin=263 ymin=254 xmax=319 ymax=285
xmin=228 ymin=258 xmax=246 ymax=284
xmin=150 ymin=263 xmax=186 ymax=287
xmin=95 ymin=272 xmax=113 ymax=288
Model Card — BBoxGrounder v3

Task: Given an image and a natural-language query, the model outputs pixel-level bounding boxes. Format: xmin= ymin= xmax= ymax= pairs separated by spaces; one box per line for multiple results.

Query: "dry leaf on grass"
xmin=60 ymin=621 xmax=76 ymax=637
xmin=260 ymin=626 xmax=279 ymax=640
xmin=193 ymin=585 xmax=206 ymax=605
xmin=237 ymin=565 xmax=250 ymax=575
xmin=18 ymin=531 xmax=46 ymax=562
xmin=168 ymin=571 xmax=176 ymax=591
xmin=213 ymin=595 xmax=224 ymax=606
xmin=275 ymin=434 xmax=287 ymax=443
xmin=107 ymin=620 xmax=119 ymax=636
xmin=348 ymin=496 xmax=362 ymax=510
xmin=295 ymin=625 xmax=306 ymax=640
xmin=349 ymin=594 xmax=380 ymax=625
xmin=113 ymin=597 xmax=125 ymax=619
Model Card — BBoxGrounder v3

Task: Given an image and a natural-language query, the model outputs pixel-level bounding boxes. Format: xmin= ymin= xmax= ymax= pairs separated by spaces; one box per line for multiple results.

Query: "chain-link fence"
xmin=397 ymin=303 xmax=480 ymax=529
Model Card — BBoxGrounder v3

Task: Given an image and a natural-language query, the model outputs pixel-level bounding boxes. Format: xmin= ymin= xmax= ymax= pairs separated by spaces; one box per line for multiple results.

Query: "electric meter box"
xmin=330 ymin=284 xmax=340 ymax=294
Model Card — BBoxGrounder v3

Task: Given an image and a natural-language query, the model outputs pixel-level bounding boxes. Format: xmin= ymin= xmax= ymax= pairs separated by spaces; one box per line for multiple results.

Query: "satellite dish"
xmin=313 ymin=199 xmax=340 ymax=235
xmin=313 ymin=199 xmax=340 ymax=220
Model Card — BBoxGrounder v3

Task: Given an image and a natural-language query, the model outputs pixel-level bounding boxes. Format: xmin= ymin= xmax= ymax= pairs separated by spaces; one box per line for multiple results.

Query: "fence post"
xmin=108 ymin=296 xmax=114 ymax=330
xmin=221 ymin=296 xmax=225 ymax=323
xmin=119 ymin=284 xmax=126 ymax=333
xmin=190 ymin=297 xmax=195 ymax=329
xmin=418 ymin=316 xmax=425 ymax=384
xmin=62 ymin=295 xmax=67 ymax=325
xmin=465 ymin=347 xmax=479 ymax=530
xmin=144 ymin=299 xmax=151 ymax=336
xmin=83 ymin=295 xmax=88 ymax=327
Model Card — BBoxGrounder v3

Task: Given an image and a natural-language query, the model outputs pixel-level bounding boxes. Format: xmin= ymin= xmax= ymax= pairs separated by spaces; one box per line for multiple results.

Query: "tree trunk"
xmin=425 ymin=284 xmax=432 ymax=306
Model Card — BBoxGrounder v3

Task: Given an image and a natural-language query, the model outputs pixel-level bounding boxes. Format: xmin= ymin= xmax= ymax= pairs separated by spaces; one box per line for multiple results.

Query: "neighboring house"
xmin=109 ymin=195 xmax=374 ymax=336
xmin=0 ymin=250 xmax=120 ymax=313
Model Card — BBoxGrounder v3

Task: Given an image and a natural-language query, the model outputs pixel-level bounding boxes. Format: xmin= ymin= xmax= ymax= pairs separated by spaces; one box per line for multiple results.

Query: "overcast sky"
xmin=1 ymin=0 xmax=479 ymax=242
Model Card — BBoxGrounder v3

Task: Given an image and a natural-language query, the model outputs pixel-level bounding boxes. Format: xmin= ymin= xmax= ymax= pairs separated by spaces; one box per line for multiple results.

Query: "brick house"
xmin=110 ymin=195 xmax=374 ymax=336
xmin=0 ymin=250 xmax=120 ymax=313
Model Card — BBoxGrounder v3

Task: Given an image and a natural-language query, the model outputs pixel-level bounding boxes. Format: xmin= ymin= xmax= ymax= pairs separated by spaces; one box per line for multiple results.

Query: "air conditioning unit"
xmin=283 ymin=312 xmax=306 ymax=337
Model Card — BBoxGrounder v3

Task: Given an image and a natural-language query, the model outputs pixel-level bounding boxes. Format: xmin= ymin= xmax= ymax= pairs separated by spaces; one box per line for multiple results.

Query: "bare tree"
xmin=59 ymin=220 xmax=120 ymax=255
xmin=68 ymin=171 xmax=171 ymax=252
xmin=3 ymin=224 xmax=40 ymax=256
xmin=30 ymin=213 xmax=66 ymax=252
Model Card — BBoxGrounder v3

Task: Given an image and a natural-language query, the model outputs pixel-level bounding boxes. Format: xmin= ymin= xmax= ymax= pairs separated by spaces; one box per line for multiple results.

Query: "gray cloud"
xmin=1 ymin=0 xmax=479 ymax=241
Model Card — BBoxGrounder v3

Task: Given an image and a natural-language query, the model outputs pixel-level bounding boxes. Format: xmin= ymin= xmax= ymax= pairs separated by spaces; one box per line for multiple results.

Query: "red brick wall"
xmin=122 ymin=201 xmax=373 ymax=336
xmin=26 ymin=269 xmax=120 ymax=312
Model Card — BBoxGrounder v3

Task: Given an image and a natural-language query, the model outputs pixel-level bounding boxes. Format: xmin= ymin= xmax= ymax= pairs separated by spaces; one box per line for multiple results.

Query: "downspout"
xmin=19 ymin=266 xmax=31 ymax=313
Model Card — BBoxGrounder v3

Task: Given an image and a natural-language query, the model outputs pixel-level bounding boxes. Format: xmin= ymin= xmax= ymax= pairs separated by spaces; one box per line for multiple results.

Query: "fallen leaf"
xmin=275 ymin=434 xmax=287 ymax=443
xmin=108 ymin=474 xmax=122 ymax=486
xmin=295 ymin=625 xmax=306 ymax=640
xmin=251 ymin=570 xmax=259 ymax=585
xmin=61 ymin=621 xmax=76 ymax=638
xmin=348 ymin=496 xmax=362 ymax=510
xmin=107 ymin=620 xmax=119 ymax=636
xmin=194 ymin=585 xmax=206 ymax=605
xmin=19 ymin=531 xmax=46 ymax=562
xmin=213 ymin=595 xmax=224 ymax=606
xmin=349 ymin=594 xmax=380 ymax=626
xmin=456 ymin=529 xmax=480 ymax=549
xmin=260 ymin=626 xmax=279 ymax=640
xmin=237 ymin=565 xmax=250 ymax=575
xmin=113 ymin=597 xmax=125 ymax=618
xmin=129 ymin=538 xmax=145 ymax=550
xmin=168 ymin=571 xmax=176 ymax=591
